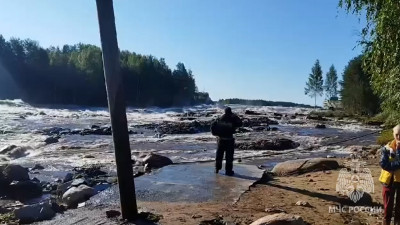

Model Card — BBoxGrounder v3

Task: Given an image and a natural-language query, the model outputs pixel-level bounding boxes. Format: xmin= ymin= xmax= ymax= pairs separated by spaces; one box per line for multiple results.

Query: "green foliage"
xmin=218 ymin=98 xmax=314 ymax=108
xmin=0 ymin=213 xmax=18 ymax=225
xmin=324 ymin=65 xmax=338 ymax=99
xmin=339 ymin=0 xmax=400 ymax=123
xmin=340 ymin=55 xmax=380 ymax=115
xmin=377 ymin=129 xmax=393 ymax=146
xmin=0 ymin=35 xmax=210 ymax=107
xmin=305 ymin=59 xmax=324 ymax=107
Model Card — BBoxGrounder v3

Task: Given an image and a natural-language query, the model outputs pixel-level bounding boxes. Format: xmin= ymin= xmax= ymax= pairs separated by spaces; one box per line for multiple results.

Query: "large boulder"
xmin=271 ymin=158 xmax=339 ymax=176
xmin=245 ymin=110 xmax=261 ymax=115
xmin=236 ymin=138 xmax=300 ymax=150
xmin=71 ymin=178 xmax=89 ymax=187
xmin=158 ymin=121 xmax=211 ymax=135
xmin=62 ymin=185 xmax=95 ymax=207
xmin=242 ymin=117 xmax=279 ymax=127
xmin=14 ymin=202 xmax=55 ymax=223
xmin=7 ymin=146 xmax=29 ymax=159
xmin=44 ymin=136 xmax=59 ymax=145
xmin=3 ymin=164 xmax=29 ymax=182
xmin=9 ymin=180 xmax=43 ymax=200
xmin=142 ymin=154 xmax=173 ymax=169
xmin=0 ymin=145 xmax=17 ymax=154
xmin=250 ymin=213 xmax=306 ymax=225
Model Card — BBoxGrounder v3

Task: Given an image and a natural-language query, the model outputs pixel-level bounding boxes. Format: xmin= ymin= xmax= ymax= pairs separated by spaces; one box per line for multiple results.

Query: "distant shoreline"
xmin=217 ymin=98 xmax=316 ymax=108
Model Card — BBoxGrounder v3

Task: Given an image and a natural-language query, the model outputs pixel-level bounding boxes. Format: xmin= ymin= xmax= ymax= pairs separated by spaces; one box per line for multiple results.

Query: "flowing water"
xmin=0 ymin=99 xmax=380 ymax=173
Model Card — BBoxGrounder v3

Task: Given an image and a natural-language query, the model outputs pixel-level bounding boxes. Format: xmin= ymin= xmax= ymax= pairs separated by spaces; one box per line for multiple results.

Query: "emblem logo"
xmin=336 ymin=159 xmax=374 ymax=203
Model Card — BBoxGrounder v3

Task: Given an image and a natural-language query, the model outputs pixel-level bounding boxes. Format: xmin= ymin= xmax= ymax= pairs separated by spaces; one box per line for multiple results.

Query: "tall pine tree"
xmin=305 ymin=59 xmax=323 ymax=108
xmin=324 ymin=65 xmax=338 ymax=100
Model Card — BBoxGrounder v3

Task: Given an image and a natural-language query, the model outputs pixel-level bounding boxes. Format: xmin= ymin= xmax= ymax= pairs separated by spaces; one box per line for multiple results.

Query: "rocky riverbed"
xmin=0 ymin=100 xmax=383 ymax=224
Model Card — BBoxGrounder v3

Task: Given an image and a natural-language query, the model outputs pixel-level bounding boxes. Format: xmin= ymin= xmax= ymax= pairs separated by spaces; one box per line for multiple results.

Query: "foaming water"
xmin=0 ymin=100 xmax=378 ymax=169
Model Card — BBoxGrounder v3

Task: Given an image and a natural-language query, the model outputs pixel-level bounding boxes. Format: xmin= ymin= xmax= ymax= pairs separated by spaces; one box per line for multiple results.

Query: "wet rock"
xmin=238 ymin=127 xmax=252 ymax=133
xmin=106 ymin=210 xmax=121 ymax=218
xmin=9 ymin=180 xmax=43 ymax=200
xmin=315 ymin=124 xmax=326 ymax=129
xmin=242 ymin=117 xmax=279 ymax=127
xmin=41 ymin=127 xmax=64 ymax=136
xmin=91 ymin=125 xmax=100 ymax=129
xmin=31 ymin=164 xmax=45 ymax=171
xmin=253 ymin=126 xmax=266 ymax=131
xmin=31 ymin=177 xmax=40 ymax=183
xmin=56 ymin=181 xmax=73 ymax=196
xmin=59 ymin=129 xmax=72 ymax=135
xmin=249 ymin=213 xmax=306 ymax=225
xmin=14 ymin=202 xmax=55 ymax=223
xmin=50 ymin=201 xmax=65 ymax=213
xmin=245 ymin=110 xmax=261 ymax=115
xmin=142 ymin=153 xmax=173 ymax=169
xmin=306 ymin=114 xmax=328 ymax=121
xmin=106 ymin=177 xmax=118 ymax=184
xmin=73 ymin=165 xmax=107 ymax=178
xmin=0 ymin=145 xmax=17 ymax=154
xmin=158 ymin=120 xmax=211 ymax=134
xmin=270 ymin=127 xmax=278 ymax=131
xmin=39 ymin=111 xmax=46 ymax=116
xmin=71 ymin=178 xmax=89 ymax=187
xmin=271 ymin=158 xmax=339 ymax=176
xmin=83 ymin=155 xmax=95 ymax=159
xmin=63 ymin=173 xmax=73 ymax=183
xmin=7 ymin=146 xmax=29 ymax=159
xmin=44 ymin=136 xmax=59 ymax=145
xmin=235 ymin=138 xmax=300 ymax=150
xmin=3 ymin=165 xmax=29 ymax=182
xmin=62 ymin=185 xmax=95 ymax=207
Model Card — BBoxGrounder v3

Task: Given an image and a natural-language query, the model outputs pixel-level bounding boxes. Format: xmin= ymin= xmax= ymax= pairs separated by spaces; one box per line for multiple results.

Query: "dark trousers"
xmin=383 ymin=185 xmax=400 ymax=223
xmin=216 ymin=138 xmax=235 ymax=172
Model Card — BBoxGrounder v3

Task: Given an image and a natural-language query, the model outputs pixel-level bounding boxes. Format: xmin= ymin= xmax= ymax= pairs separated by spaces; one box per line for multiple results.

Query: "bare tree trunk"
xmin=314 ymin=95 xmax=317 ymax=109
xmin=95 ymin=0 xmax=138 ymax=220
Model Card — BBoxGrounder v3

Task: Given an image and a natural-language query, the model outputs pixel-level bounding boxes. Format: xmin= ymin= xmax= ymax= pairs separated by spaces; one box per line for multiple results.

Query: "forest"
xmin=0 ymin=35 xmax=211 ymax=107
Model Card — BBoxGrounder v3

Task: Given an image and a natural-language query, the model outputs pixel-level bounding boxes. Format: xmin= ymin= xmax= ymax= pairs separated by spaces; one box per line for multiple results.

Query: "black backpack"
xmin=211 ymin=119 xmax=234 ymax=136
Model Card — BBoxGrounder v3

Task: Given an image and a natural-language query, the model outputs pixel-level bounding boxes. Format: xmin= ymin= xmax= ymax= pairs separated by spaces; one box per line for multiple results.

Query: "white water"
xmin=0 ymin=99 xmax=379 ymax=168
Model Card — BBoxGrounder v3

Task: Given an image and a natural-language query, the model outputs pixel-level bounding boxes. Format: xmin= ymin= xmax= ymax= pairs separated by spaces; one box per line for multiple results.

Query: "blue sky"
xmin=0 ymin=0 xmax=364 ymax=106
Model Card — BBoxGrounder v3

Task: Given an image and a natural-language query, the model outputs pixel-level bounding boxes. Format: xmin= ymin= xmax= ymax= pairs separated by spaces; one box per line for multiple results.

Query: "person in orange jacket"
xmin=380 ymin=125 xmax=400 ymax=225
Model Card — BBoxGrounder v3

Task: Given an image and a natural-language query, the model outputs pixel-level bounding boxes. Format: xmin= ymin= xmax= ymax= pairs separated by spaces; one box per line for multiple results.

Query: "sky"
xmin=0 ymin=0 xmax=365 ymax=106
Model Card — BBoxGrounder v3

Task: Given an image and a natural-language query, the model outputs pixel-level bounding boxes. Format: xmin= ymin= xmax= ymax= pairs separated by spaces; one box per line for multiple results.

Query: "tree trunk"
xmin=314 ymin=95 xmax=317 ymax=108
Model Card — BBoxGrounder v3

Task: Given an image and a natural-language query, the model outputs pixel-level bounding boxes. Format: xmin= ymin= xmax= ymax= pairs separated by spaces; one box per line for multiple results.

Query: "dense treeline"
xmin=339 ymin=0 xmax=400 ymax=125
xmin=340 ymin=55 xmax=380 ymax=115
xmin=218 ymin=98 xmax=314 ymax=108
xmin=0 ymin=35 xmax=211 ymax=107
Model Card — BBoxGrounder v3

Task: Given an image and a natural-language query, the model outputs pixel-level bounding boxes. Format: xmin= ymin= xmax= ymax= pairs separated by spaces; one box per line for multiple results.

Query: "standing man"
xmin=211 ymin=107 xmax=242 ymax=176
xmin=380 ymin=125 xmax=400 ymax=225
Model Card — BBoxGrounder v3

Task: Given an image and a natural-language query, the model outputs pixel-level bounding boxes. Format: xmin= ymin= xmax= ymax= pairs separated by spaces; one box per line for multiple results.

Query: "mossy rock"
xmin=377 ymin=129 xmax=393 ymax=146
